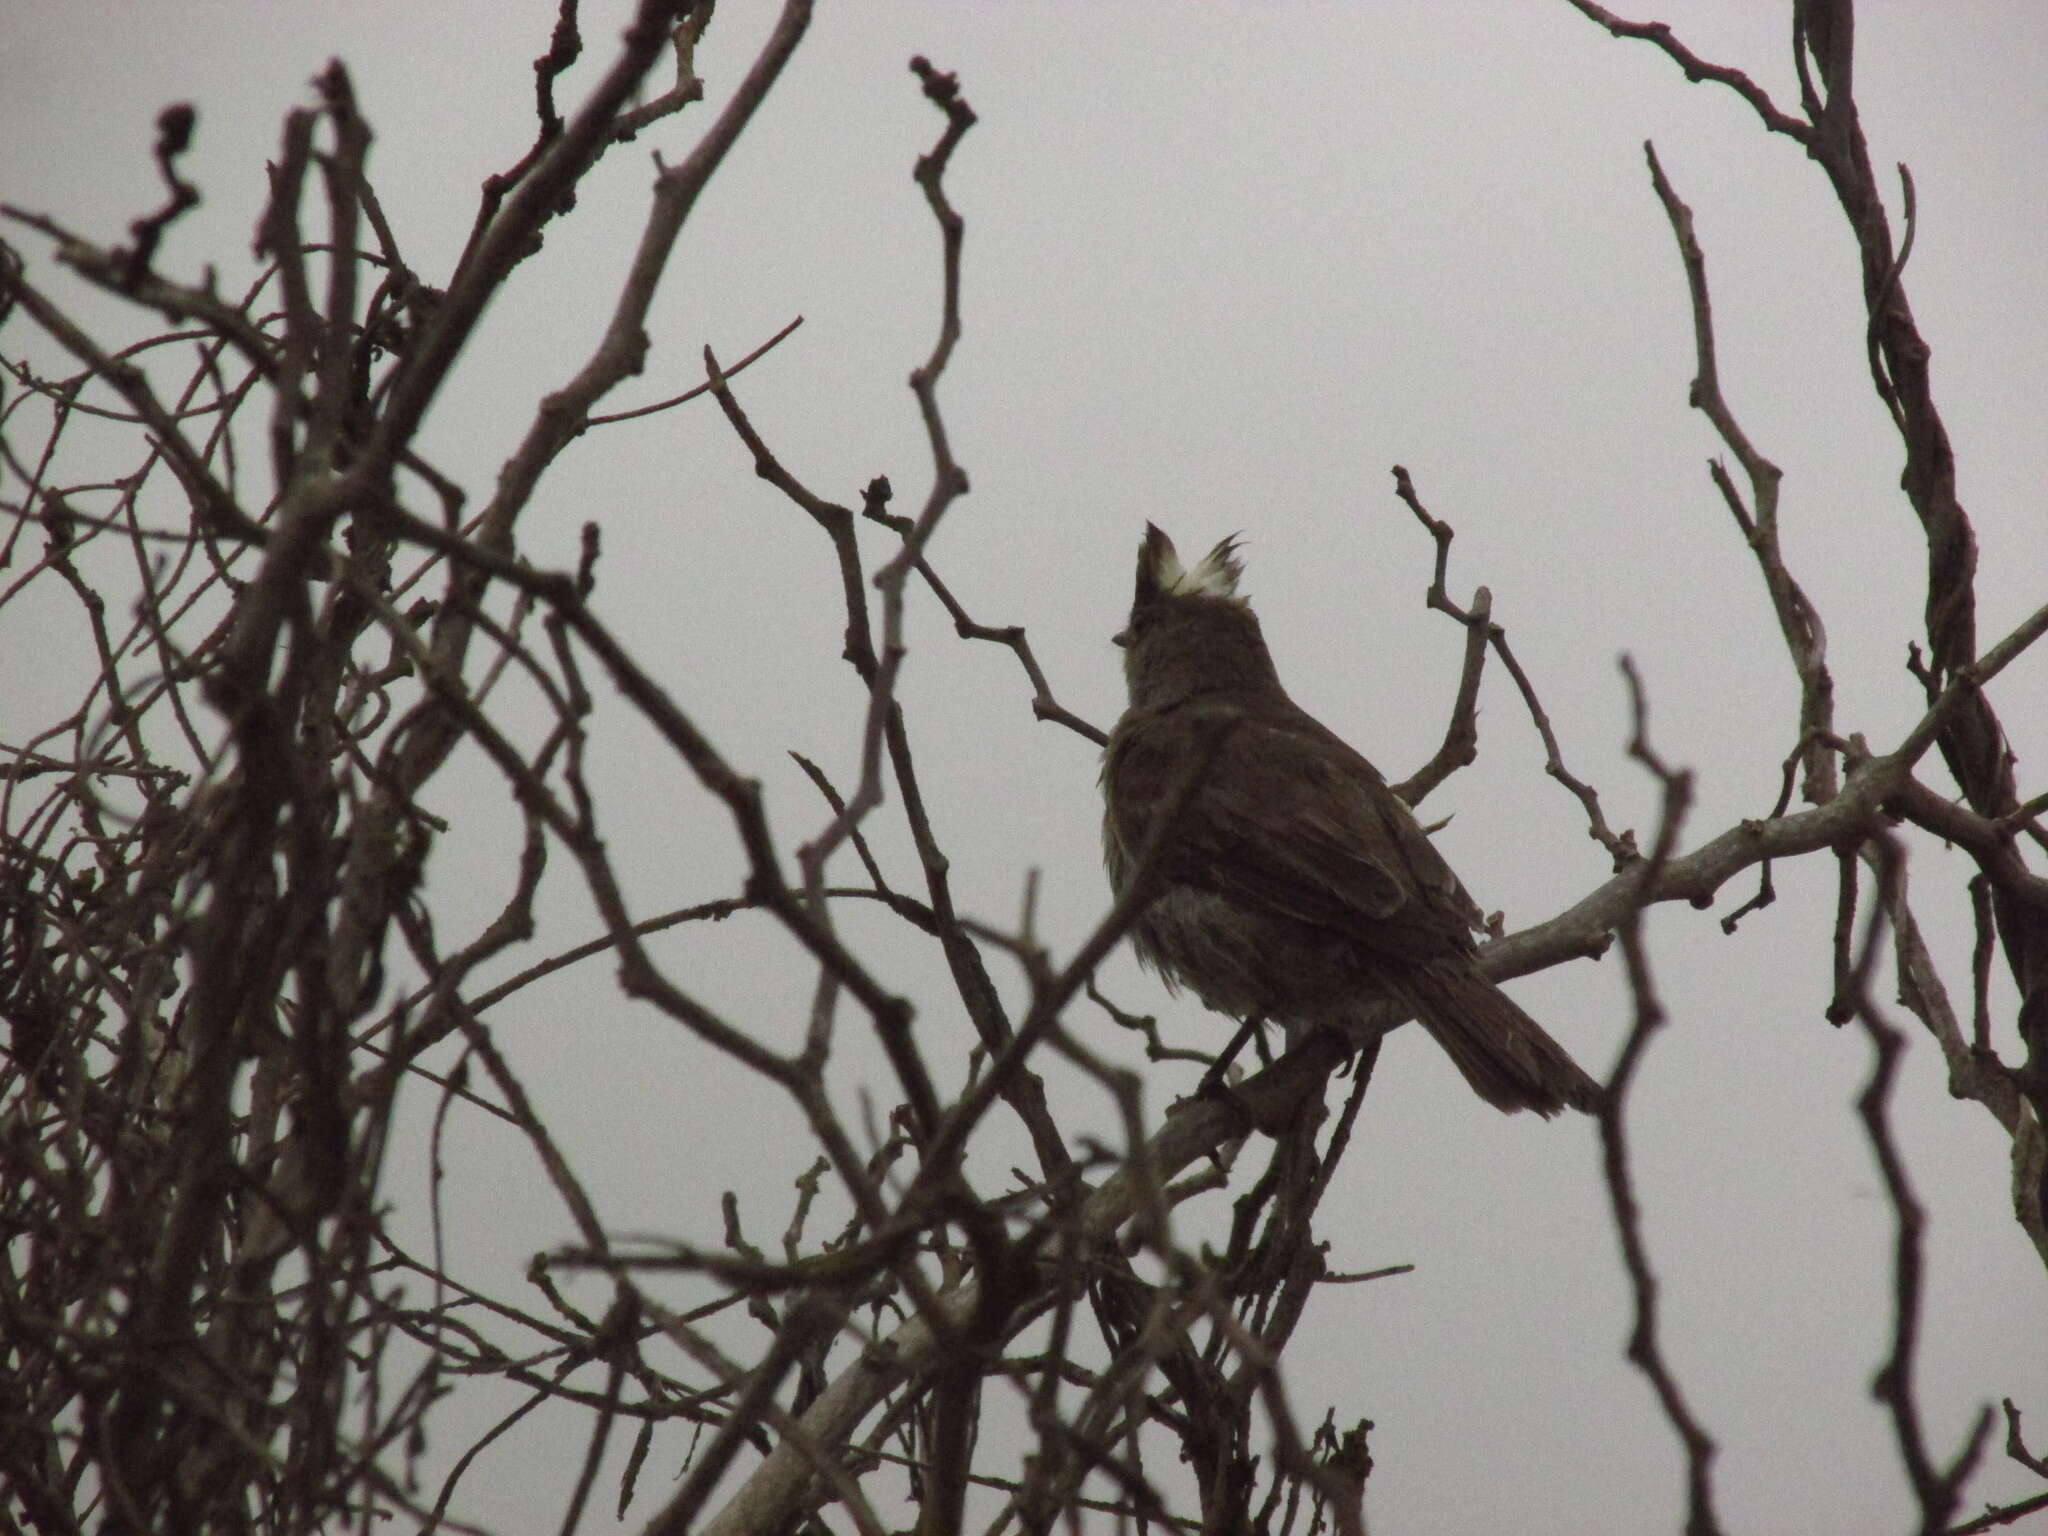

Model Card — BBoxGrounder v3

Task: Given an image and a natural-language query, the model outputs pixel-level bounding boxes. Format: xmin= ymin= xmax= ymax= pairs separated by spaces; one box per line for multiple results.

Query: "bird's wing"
xmin=1108 ymin=702 xmax=1480 ymax=964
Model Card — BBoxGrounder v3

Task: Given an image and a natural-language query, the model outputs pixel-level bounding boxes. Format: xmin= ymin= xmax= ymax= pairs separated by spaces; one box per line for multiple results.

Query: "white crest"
xmin=1150 ymin=528 xmax=1243 ymax=599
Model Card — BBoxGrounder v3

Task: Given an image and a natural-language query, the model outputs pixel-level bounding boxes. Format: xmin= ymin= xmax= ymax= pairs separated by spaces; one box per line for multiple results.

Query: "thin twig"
xmin=1392 ymin=466 xmax=1636 ymax=867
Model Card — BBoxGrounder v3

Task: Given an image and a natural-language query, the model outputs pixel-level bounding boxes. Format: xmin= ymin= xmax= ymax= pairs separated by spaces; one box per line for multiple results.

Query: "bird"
xmin=1100 ymin=524 xmax=1601 ymax=1117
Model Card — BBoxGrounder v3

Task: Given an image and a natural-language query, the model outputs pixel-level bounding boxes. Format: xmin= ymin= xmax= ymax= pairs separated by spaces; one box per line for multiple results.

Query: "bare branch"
xmin=1644 ymin=141 xmax=1839 ymax=806
xmin=1390 ymin=466 xmax=1637 ymax=867
xmin=1563 ymin=0 xmax=1814 ymax=142
xmin=1599 ymin=657 xmax=1723 ymax=1536
xmin=1846 ymin=839 xmax=1996 ymax=1532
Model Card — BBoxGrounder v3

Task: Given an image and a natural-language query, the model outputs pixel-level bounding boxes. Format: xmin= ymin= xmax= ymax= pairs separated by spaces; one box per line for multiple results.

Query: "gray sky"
xmin=5 ymin=3 xmax=2046 ymax=1531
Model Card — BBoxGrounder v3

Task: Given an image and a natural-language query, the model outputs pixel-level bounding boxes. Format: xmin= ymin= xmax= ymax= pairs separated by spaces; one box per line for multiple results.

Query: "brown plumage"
xmin=1101 ymin=524 xmax=1601 ymax=1117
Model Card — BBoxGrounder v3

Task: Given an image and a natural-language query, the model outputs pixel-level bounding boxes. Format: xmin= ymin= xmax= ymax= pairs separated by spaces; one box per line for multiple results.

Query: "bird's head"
xmin=1115 ymin=523 xmax=1283 ymax=709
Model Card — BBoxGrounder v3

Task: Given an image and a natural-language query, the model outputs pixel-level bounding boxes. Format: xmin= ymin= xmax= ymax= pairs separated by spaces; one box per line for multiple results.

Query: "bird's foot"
xmin=1196 ymin=1013 xmax=1267 ymax=1098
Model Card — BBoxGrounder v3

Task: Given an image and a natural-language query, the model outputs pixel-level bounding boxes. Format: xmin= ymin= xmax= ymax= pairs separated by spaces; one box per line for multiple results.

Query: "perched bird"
xmin=1100 ymin=525 xmax=1601 ymax=1116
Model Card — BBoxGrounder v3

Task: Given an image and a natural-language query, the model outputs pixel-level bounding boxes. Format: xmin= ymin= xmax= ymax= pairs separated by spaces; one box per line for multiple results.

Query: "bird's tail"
xmin=1390 ymin=964 xmax=1604 ymax=1117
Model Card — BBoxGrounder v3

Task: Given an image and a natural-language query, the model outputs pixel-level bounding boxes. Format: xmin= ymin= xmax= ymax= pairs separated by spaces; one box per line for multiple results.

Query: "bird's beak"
xmin=1111 ymin=628 xmax=1130 ymax=649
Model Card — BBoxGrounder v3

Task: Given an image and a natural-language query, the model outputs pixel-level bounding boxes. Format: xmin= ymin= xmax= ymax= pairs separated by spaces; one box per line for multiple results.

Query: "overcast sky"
xmin=5 ymin=3 xmax=2046 ymax=1532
